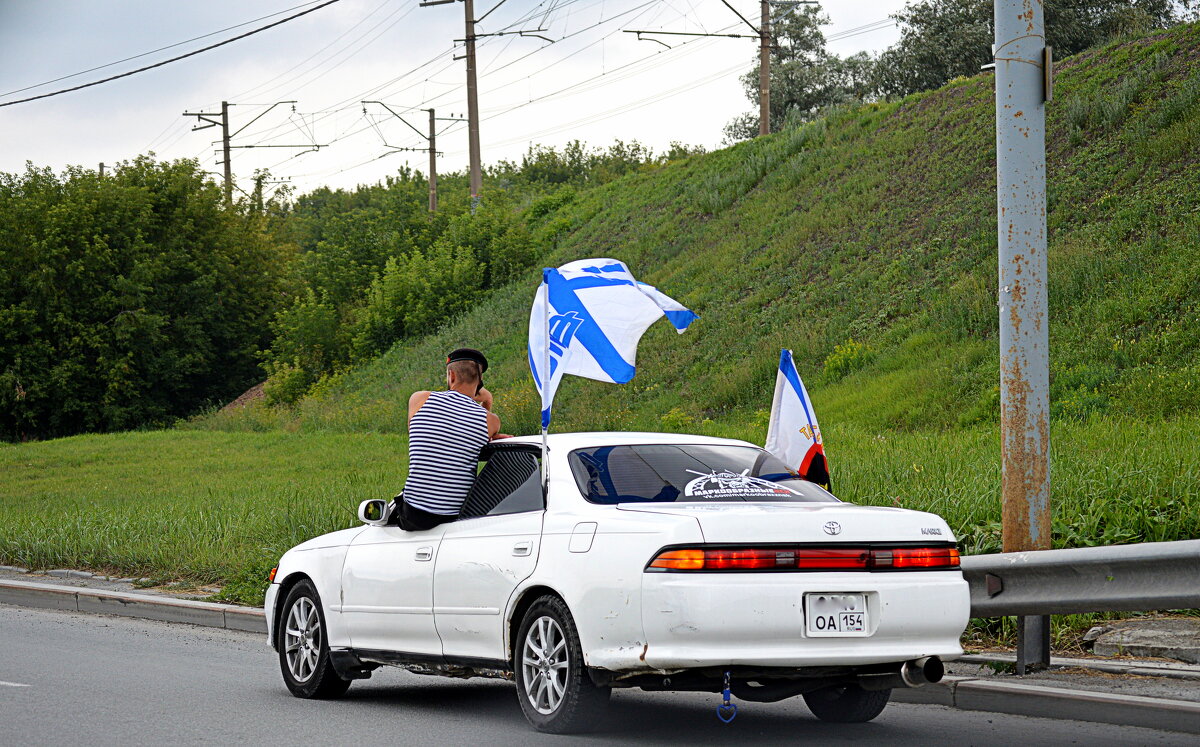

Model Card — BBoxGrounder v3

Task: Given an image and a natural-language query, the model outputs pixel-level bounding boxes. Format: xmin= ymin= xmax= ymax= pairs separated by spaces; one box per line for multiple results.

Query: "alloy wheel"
xmin=521 ymin=615 xmax=569 ymax=714
xmin=284 ymin=596 xmax=321 ymax=683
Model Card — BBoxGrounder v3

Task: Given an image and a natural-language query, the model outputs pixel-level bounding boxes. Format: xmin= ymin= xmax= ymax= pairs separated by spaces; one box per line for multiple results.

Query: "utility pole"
xmin=98 ymin=162 xmax=105 ymax=177
xmin=994 ymin=0 xmax=1052 ymax=674
xmin=423 ymin=0 xmax=552 ymax=210
xmin=428 ymin=108 xmax=438 ymax=213
xmin=220 ymin=101 xmax=233 ymax=207
xmin=759 ymin=1 xmax=771 ymax=136
xmin=184 ymin=101 xmax=319 ymax=208
xmin=625 ymin=1 xmax=815 ymax=137
xmin=183 ymin=102 xmax=234 ymax=206
xmin=464 ymin=0 xmax=482 ymax=207
xmin=363 ymin=101 xmax=466 ymax=213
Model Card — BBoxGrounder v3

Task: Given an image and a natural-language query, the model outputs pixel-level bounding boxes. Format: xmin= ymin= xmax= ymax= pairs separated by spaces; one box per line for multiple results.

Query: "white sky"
xmin=0 ymin=0 xmax=908 ymax=197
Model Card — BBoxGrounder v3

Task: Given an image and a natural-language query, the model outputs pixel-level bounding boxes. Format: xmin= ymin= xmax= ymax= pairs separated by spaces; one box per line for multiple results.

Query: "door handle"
xmin=512 ymin=541 xmax=533 ymax=557
xmin=415 ymin=546 xmax=433 ymax=561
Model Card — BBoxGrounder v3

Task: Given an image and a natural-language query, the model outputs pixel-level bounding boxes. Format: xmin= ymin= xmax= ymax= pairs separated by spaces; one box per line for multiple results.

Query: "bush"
xmin=349 ymin=242 xmax=485 ymax=360
xmin=822 ymin=339 xmax=874 ymax=381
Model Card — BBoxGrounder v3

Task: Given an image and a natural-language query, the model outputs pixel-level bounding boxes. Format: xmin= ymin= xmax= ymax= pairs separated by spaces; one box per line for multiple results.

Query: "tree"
xmin=725 ymin=6 xmax=879 ymax=142
xmin=876 ymin=0 xmax=1190 ymax=97
xmin=0 ymin=157 xmax=291 ymax=439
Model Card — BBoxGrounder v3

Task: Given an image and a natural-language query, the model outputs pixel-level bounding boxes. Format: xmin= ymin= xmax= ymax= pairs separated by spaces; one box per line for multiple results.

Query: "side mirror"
xmin=358 ymin=499 xmax=390 ymax=526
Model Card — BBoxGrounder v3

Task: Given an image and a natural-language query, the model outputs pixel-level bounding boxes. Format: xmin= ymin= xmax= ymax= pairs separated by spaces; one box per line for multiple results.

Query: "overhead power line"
xmin=0 ymin=0 xmax=344 ymax=108
xmin=0 ymin=1 xmax=329 ymax=98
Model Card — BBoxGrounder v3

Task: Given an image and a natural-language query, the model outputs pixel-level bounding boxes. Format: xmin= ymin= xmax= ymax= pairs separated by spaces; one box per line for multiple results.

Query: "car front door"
xmin=434 ymin=448 xmax=544 ymax=662
xmin=340 ymin=523 xmax=446 ymax=655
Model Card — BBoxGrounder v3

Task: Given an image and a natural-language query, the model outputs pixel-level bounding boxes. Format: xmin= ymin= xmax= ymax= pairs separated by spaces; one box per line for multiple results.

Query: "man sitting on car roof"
xmin=394 ymin=348 xmax=507 ymax=531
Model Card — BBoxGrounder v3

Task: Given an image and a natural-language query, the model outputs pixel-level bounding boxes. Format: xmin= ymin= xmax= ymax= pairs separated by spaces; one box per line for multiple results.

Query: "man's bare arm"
xmin=487 ymin=412 xmax=512 ymax=440
xmin=474 ymin=387 xmax=494 ymax=411
xmin=408 ymin=391 xmax=432 ymax=423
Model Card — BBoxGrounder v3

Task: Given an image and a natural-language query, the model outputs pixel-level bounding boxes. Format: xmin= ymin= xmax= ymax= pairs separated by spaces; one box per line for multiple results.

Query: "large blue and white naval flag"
xmin=528 ymin=259 xmax=696 ymax=428
xmin=765 ymin=349 xmax=830 ymax=487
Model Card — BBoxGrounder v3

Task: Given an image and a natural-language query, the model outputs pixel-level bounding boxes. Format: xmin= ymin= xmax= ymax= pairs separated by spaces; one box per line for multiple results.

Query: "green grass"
xmin=4 ymin=414 xmax=1198 ymax=607
xmin=0 ymin=430 xmax=406 ymax=603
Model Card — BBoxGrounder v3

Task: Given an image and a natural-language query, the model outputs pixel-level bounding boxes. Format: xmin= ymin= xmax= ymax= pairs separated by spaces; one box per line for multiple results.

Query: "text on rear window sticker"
xmin=683 ymin=469 xmax=802 ymax=498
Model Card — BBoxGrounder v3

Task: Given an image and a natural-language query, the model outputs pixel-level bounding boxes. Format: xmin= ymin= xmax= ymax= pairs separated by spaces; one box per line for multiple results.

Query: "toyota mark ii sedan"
xmin=265 ymin=432 xmax=970 ymax=733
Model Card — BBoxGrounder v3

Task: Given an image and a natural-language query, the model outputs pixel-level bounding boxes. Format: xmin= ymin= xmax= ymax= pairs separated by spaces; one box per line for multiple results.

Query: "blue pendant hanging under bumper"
xmin=716 ymin=670 xmax=738 ymax=723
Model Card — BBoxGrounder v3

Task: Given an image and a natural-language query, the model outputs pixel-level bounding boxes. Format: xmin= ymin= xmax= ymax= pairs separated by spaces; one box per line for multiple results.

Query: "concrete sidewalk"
xmin=2 ymin=571 xmax=1198 ymax=735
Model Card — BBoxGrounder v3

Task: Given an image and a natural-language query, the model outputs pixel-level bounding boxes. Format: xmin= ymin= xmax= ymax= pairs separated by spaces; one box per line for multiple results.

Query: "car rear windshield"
xmin=567 ymin=444 xmax=838 ymax=505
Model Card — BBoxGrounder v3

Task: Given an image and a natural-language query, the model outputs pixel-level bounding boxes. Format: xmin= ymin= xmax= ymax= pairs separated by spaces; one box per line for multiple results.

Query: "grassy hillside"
xmin=200 ymin=23 xmax=1200 ymax=437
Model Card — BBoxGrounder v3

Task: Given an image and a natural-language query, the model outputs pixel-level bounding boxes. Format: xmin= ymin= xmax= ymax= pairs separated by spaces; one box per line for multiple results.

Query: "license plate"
xmin=804 ymin=593 xmax=869 ymax=637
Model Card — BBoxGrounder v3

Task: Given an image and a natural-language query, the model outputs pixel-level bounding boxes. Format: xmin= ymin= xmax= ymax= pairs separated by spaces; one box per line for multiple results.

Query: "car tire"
xmin=803 ymin=684 xmax=891 ymax=722
xmin=514 ymin=595 xmax=610 ymax=734
xmin=278 ymin=579 xmax=352 ymax=699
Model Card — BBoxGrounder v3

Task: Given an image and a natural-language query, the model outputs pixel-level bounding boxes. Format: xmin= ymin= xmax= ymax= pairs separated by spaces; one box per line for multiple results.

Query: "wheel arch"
xmin=507 ymin=584 xmax=564 ymax=666
xmin=271 ymin=572 xmax=313 ymax=651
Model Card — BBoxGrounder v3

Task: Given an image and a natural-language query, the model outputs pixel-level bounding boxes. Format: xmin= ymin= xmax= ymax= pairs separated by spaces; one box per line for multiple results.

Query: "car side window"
xmin=460 ymin=450 xmax=543 ymax=518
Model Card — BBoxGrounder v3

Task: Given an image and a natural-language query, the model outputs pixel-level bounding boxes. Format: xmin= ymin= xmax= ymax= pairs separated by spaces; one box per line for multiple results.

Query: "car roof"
xmin=497 ymin=431 xmax=760 ymax=450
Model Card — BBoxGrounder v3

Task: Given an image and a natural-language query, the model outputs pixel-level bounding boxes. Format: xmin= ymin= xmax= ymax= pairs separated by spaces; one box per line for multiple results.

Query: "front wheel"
xmin=803 ymin=684 xmax=891 ymax=722
xmin=278 ymin=580 xmax=351 ymax=699
xmin=514 ymin=595 xmax=610 ymax=734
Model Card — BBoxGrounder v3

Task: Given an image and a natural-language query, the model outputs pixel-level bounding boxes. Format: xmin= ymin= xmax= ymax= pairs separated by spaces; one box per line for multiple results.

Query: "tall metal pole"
xmin=759 ymin=0 xmax=771 ymax=136
xmin=220 ymin=100 xmax=233 ymax=207
xmin=464 ymin=0 xmax=483 ymax=208
xmin=427 ymin=108 xmax=438 ymax=213
xmin=995 ymin=0 xmax=1051 ymax=673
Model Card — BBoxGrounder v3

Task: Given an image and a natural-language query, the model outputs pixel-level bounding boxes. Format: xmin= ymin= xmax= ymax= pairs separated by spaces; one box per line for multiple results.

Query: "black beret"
xmin=446 ymin=348 xmax=488 ymax=373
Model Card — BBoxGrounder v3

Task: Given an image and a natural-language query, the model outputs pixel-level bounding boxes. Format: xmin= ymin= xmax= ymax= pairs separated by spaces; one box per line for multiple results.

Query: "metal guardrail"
xmin=962 ymin=539 xmax=1200 ymax=617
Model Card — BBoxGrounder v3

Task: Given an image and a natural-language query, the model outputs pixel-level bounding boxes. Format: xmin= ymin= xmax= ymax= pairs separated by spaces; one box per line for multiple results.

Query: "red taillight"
xmin=891 ymin=547 xmax=960 ymax=569
xmin=702 ymin=549 xmax=778 ymax=570
xmin=647 ymin=546 xmax=959 ymax=572
xmin=798 ymin=549 xmax=871 ymax=570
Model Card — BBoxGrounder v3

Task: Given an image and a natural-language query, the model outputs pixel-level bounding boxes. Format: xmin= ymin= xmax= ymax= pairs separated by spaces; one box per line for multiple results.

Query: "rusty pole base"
xmin=1016 ymin=614 xmax=1052 ymax=675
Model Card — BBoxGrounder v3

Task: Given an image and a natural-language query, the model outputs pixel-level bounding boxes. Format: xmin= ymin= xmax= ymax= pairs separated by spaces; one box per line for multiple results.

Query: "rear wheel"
xmin=278 ymin=580 xmax=351 ymax=699
xmin=803 ymin=684 xmax=891 ymax=722
xmin=514 ymin=595 xmax=610 ymax=733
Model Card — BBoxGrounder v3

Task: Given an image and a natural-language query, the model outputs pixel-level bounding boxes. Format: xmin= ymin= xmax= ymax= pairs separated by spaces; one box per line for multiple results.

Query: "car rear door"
xmin=434 ymin=447 xmax=544 ymax=662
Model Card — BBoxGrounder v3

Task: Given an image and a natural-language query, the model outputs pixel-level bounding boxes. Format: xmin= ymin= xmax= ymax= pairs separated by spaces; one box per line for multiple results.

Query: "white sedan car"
xmin=265 ymin=432 xmax=970 ymax=733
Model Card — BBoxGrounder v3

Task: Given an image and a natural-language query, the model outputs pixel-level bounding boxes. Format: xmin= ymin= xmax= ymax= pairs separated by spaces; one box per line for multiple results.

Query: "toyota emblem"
xmin=823 ymin=521 xmax=842 ymax=536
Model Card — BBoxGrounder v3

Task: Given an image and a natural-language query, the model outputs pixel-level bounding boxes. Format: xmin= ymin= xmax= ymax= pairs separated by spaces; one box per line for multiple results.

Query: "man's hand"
xmin=491 ymin=433 xmax=514 ymax=440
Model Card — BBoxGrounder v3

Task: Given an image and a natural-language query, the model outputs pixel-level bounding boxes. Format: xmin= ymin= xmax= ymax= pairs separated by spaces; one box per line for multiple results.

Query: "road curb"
xmin=893 ymin=675 xmax=1200 ymax=734
xmin=2 ymin=578 xmax=1197 ymax=734
xmin=957 ymin=652 xmax=1200 ymax=680
xmin=0 ymin=579 xmax=266 ymax=634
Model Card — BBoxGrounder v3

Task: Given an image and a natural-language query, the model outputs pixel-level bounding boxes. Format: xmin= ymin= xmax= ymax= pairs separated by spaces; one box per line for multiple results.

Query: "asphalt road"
xmin=0 ymin=605 xmax=1193 ymax=746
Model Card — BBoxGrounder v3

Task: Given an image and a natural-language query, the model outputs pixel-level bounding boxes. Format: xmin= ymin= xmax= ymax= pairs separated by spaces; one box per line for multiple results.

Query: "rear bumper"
xmin=639 ymin=570 xmax=969 ymax=670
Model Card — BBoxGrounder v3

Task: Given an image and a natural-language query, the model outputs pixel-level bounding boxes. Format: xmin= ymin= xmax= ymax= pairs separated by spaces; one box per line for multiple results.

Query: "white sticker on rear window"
xmin=683 ymin=469 xmax=801 ymax=498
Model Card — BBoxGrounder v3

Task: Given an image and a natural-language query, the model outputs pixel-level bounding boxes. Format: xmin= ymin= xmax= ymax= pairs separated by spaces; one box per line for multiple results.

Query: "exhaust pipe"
xmin=901 ymin=656 xmax=944 ymax=687
xmin=858 ymin=656 xmax=944 ymax=691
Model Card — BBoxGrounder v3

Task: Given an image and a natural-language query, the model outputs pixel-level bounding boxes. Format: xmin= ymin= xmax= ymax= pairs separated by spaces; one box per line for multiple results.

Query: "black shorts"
xmin=395 ymin=498 xmax=456 ymax=531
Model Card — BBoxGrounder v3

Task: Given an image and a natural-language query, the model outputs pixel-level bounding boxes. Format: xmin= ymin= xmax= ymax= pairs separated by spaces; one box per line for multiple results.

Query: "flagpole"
xmin=541 ymin=278 xmax=551 ymax=492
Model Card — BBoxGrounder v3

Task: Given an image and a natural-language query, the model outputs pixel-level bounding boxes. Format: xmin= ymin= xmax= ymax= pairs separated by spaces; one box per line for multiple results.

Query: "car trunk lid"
xmin=615 ymin=502 xmax=954 ymax=544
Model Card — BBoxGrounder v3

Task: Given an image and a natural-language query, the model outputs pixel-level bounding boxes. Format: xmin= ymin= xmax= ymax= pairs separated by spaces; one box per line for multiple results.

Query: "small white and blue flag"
xmin=528 ymin=259 xmax=696 ymax=428
xmin=765 ymin=349 xmax=830 ymax=487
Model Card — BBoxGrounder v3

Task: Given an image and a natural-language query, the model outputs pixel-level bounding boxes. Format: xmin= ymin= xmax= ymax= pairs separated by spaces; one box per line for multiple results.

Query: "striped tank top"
xmin=403 ymin=390 xmax=490 ymax=515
